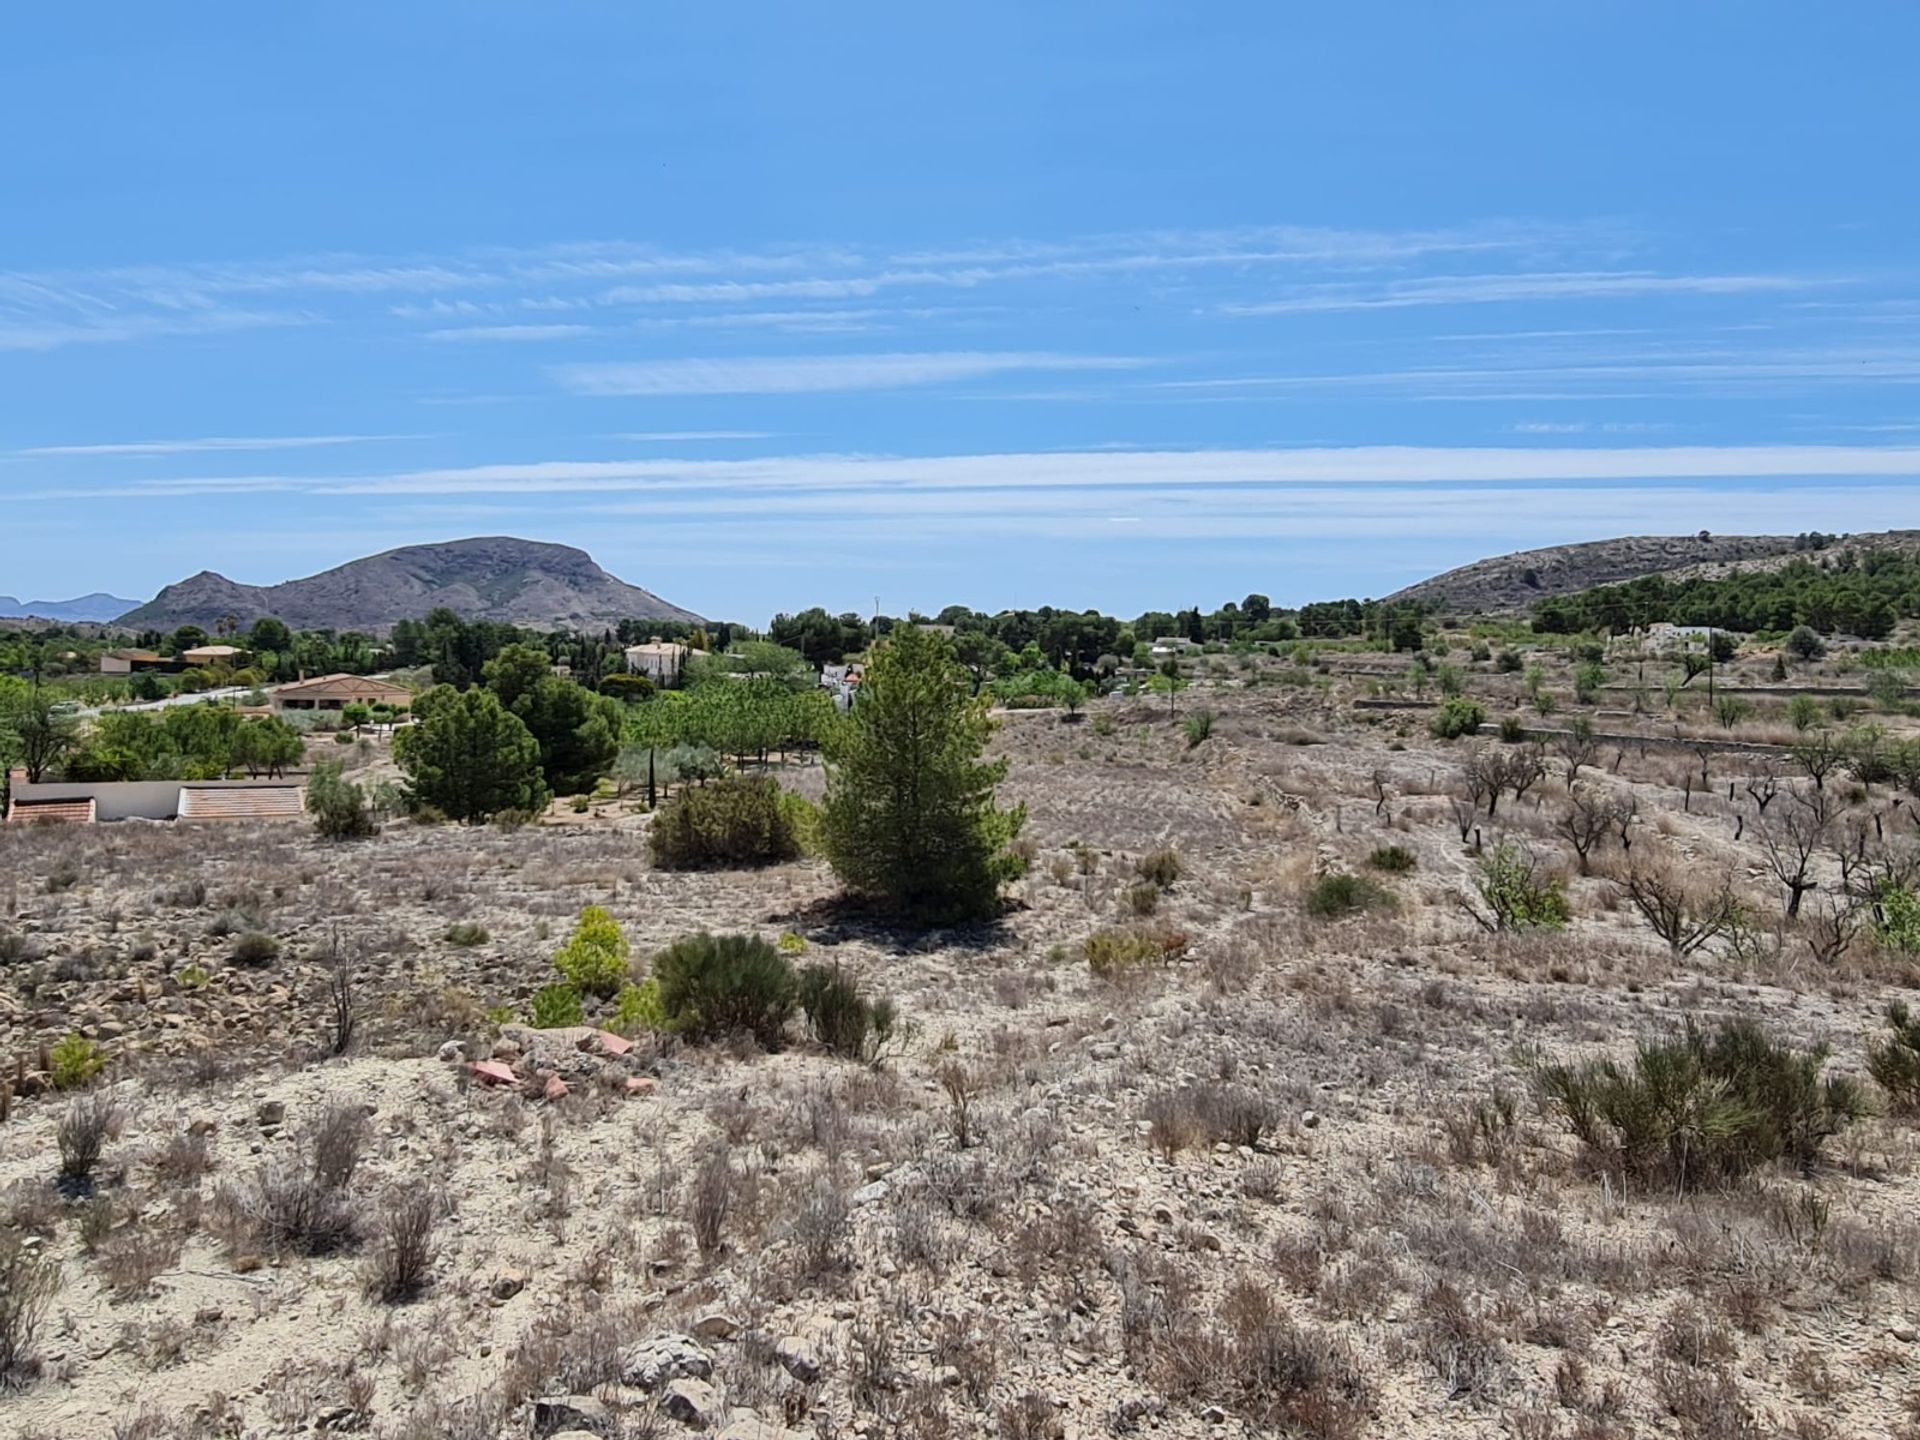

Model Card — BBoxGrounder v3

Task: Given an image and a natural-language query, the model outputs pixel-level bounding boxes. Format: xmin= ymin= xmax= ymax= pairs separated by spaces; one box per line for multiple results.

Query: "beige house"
xmin=624 ymin=639 xmax=700 ymax=687
xmin=181 ymin=644 xmax=247 ymax=666
xmin=272 ymin=673 xmax=414 ymax=712
xmin=99 ymin=648 xmax=166 ymax=675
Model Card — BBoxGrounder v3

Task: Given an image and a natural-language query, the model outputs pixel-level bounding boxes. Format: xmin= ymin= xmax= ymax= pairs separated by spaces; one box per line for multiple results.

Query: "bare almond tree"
xmin=1554 ymin=720 xmax=1599 ymax=790
xmin=1757 ymin=786 xmax=1838 ymax=920
xmin=1618 ymin=854 xmax=1738 ymax=956
xmin=1556 ymin=782 xmax=1627 ymax=876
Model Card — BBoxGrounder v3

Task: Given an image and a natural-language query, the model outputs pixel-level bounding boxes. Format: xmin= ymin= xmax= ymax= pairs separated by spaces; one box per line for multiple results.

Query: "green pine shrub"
xmin=652 ymin=932 xmax=797 ymax=1049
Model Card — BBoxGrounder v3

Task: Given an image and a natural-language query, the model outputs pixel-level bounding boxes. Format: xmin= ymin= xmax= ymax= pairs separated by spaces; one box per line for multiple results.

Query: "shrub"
xmin=552 ymin=905 xmax=629 ymax=998
xmin=223 ymin=1105 xmax=366 ymax=1257
xmin=653 ymin=932 xmax=797 ymax=1048
xmin=1868 ymin=1002 xmax=1920 ymax=1115
xmin=231 ymin=931 xmax=280 ymax=967
xmin=48 ymin=1033 xmax=107 ymax=1090
xmin=1497 ymin=715 xmax=1529 ymax=743
xmin=365 ymin=1187 xmax=436 ymax=1302
xmin=57 ymin=1093 xmax=118 ymax=1187
xmin=529 ymin=983 xmax=584 ymax=1029
xmin=1470 ymin=842 xmax=1569 ymax=932
xmin=443 ymin=922 xmax=490 ymax=947
xmin=650 ymin=774 xmax=800 ymax=869
xmin=1787 ymin=694 xmax=1822 ymax=731
xmin=1135 ymin=848 xmax=1181 ymax=888
xmin=333 ymin=729 xmax=357 ymax=746
xmin=1877 ymin=882 xmax=1920 ymax=955
xmin=1306 ymin=873 xmax=1392 ymax=919
xmin=611 ymin=979 xmax=667 ymax=1034
xmin=1124 ymin=882 xmax=1161 ymax=917
xmin=1536 ymin=1019 xmax=1867 ymax=1190
xmin=1431 ymin=698 xmax=1485 ymax=740
xmin=1785 ymin=625 xmax=1827 ymax=661
xmin=797 ymin=963 xmax=903 ymax=1064
xmin=306 ymin=760 xmax=376 ymax=839
xmin=778 ymin=790 xmax=824 ymax=856
xmin=1145 ymin=1081 xmax=1280 ymax=1153
xmin=1083 ymin=927 xmax=1164 ymax=976
xmin=1367 ymin=845 xmax=1416 ymax=873
xmin=0 ymin=1234 xmax=62 ymax=1386
xmin=1183 ymin=709 xmax=1215 ymax=748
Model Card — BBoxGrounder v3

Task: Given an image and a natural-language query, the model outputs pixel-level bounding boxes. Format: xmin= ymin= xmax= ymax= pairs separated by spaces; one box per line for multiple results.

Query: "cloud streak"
xmin=552 ymin=351 xmax=1146 ymax=396
xmin=15 ymin=434 xmax=419 ymax=458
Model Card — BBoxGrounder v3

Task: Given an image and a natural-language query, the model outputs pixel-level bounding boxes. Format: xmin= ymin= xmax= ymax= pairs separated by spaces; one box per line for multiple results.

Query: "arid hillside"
xmin=118 ymin=537 xmax=702 ymax=632
xmin=4 ymin=631 xmax=1920 ymax=1440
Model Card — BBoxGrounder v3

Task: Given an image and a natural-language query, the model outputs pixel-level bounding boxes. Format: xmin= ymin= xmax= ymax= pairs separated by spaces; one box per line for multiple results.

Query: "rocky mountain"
xmin=1384 ymin=532 xmax=1906 ymax=613
xmin=117 ymin=537 xmax=702 ymax=632
xmin=0 ymin=592 xmax=144 ymax=623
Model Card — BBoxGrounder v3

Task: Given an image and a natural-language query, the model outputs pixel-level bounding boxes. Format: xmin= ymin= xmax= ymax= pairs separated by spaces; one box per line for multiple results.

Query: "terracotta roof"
xmin=5 ymin=797 xmax=96 ymax=825
xmin=177 ymin=787 xmax=304 ymax=821
xmin=272 ymin=673 xmax=412 ymax=700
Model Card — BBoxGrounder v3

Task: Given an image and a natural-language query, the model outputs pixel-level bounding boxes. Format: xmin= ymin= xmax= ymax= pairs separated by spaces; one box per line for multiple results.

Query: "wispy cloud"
xmin=0 ymin=308 xmax=307 ymax=353
xmin=606 ymin=431 xmax=775 ymax=442
xmin=1221 ymin=271 xmax=1816 ymax=317
xmin=23 ymin=442 xmax=1913 ymax=507
xmin=15 ymin=434 xmax=419 ymax=457
xmin=552 ymin=352 xmax=1145 ymax=396
xmin=423 ymin=323 xmax=594 ymax=342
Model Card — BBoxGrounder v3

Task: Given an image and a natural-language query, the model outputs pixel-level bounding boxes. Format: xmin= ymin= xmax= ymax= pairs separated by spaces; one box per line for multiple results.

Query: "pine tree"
xmin=821 ymin=626 xmax=1025 ymax=921
xmin=393 ymin=686 xmax=549 ymax=821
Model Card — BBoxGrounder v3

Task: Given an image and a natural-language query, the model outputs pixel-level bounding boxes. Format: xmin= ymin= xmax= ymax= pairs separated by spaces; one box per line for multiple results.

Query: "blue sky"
xmin=4 ymin=5 xmax=1918 ymax=624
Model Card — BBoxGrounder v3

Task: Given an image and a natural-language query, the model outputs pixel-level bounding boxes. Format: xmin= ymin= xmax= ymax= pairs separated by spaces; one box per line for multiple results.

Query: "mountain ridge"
xmin=0 ymin=592 xmax=144 ymax=623
xmin=116 ymin=537 xmax=702 ymax=632
xmin=1383 ymin=530 xmax=1920 ymax=613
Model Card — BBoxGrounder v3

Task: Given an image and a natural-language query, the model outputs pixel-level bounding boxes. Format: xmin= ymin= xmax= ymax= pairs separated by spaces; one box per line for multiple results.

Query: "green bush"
xmin=612 ymin=978 xmax=668 ymax=1034
xmin=1787 ymin=695 xmax=1822 ymax=731
xmin=306 ymin=760 xmax=375 ymax=840
xmin=1430 ymin=698 xmax=1485 ymax=740
xmin=777 ymin=790 xmax=823 ymax=857
xmin=1305 ymin=873 xmax=1393 ymax=919
xmin=1869 ymin=1003 xmax=1920 ymax=1115
xmin=1083 ymin=926 xmax=1165 ymax=976
xmin=650 ymin=774 xmax=801 ymax=869
xmin=1124 ymin=882 xmax=1161 ymax=917
xmin=1367 ymin=845 xmax=1417 ymax=874
xmin=1474 ymin=842 xmax=1569 ymax=931
xmin=796 ymin=963 xmax=902 ymax=1064
xmin=1537 ymin=1019 xmax=1868 ymax=1189
xmin=529 ymin=983 xmax=583 ymax=1029
xmin=1878 ymin=883 xmax=1920 ymax=955
xmin=1497 ymin=715 xmax=1530 ymax=743
xmin=551 ymin=905 xmax=630 ymax=998
xmin=444 ymin=922 xmax=490 ymax=947
xmin=231 ymin=931 xmax=280 ymax=967
xmin=49 ymin=1032 xmax=107 ymax=1090
xmin=1183 ymin=709 xmax=1215 ymax=749
xmin=653 ymin=932 xmax=797 ymax=1048
xmin=1785 ymin=625 xmax=1827 ymax=661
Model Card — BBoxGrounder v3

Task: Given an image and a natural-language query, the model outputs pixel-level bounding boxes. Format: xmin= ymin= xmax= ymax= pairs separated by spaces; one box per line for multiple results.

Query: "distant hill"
xmin=1383 ymin=532 xmax=1918 ymax=613
xmin=0 ymin=592 xmax=144 ymax=623
xmin=117 ymin=537 xmax=702 ymax=632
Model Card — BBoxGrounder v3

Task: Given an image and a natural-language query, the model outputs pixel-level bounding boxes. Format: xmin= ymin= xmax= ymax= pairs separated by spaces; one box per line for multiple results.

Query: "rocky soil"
xmin=3 ymin=684 xmax=1919 ymax=1439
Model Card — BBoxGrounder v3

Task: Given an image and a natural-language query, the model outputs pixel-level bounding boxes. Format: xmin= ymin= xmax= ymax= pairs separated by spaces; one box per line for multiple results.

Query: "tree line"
xmin=1533 ymin=551 xmax=1916 ymax=638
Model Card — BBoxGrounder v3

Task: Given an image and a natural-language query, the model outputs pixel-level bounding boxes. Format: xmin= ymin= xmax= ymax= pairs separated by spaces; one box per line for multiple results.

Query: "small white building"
xmin=625 ymin=639 xmax=697 ymax=687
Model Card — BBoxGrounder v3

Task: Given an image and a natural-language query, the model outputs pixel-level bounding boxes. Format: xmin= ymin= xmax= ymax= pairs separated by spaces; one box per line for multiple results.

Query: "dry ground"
xmin=2 ymin=682 xmax=1918 ymax=1440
